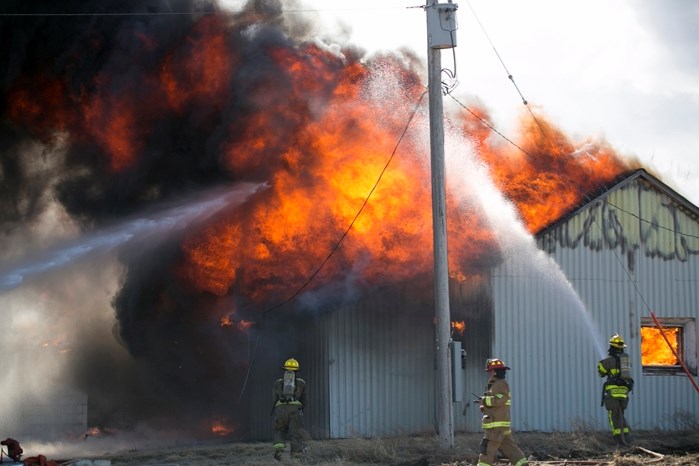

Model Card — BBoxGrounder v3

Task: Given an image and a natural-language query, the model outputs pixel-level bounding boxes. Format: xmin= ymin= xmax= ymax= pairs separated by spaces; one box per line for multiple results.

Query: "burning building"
xmin=244 ymin=169 xmax=699 ymax=439
xmin=242 ymin=169 xmax=699 ymax=438
xmin=1 ymin=0 xmax=696 ymax=443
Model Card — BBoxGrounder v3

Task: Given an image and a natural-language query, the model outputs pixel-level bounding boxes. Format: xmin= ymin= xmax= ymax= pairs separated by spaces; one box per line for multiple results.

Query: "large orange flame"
xmin=178 ymin=48 xmax=630 ymax=304
xmin=641 ymin=327 xmax=680 ymax=365
xmin=462 ymin=108 xmax=635 ymax=232
xmin=4 ymin=13 xmax=634 ymax=309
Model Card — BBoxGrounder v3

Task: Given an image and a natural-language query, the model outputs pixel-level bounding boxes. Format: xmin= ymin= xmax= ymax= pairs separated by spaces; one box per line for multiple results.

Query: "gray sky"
xmin=298 ymin=0 xmax=699 ymax=206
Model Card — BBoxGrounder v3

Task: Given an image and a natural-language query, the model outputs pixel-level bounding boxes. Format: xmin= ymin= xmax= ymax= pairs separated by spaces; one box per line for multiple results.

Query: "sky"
xmin=294 ymin=0 xmax=699 ymax=206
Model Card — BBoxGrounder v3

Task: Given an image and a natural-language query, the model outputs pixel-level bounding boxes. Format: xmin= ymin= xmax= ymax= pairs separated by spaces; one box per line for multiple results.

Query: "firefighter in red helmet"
xmin=272 ymin=357 xmax=308 ymax=461
xmin=0 ymin=438 xmax=22 ymax=462
xmin=598 ymin=333 xmax=634 ymax=445
xmin=476 ymin=359 xmax=528 ymax=466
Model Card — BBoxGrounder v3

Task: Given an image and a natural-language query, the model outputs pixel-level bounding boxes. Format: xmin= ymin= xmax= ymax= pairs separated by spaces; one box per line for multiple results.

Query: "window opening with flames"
xmin=640 ymin=317 xmax=697 ymax=376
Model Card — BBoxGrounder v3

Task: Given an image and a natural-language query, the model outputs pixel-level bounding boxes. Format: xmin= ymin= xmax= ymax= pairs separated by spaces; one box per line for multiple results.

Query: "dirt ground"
xmin=64 ymin=429 xmax=699 ymax=466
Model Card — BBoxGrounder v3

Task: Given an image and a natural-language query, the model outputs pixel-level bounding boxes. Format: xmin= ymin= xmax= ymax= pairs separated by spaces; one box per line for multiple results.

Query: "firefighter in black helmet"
xmin=272 ymin=357 xmax=308 ymax=461
xmin=598 ymin=333 xmax=634 ymax=445
xmin=476 ymin=358 xmax=528 ymax=466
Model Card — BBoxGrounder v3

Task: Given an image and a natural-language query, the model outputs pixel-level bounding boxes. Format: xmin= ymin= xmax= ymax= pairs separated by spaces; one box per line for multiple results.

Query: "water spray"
xmin=443 ymin=133 xmax=608 ymax=359
xmin=0 ymin=183 xmax=262 ymax=293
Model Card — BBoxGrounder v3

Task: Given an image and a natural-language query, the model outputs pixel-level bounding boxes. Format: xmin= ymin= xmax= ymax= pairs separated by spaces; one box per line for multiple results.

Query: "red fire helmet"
xmin=485 ymin=358 xmax=511 ymax=371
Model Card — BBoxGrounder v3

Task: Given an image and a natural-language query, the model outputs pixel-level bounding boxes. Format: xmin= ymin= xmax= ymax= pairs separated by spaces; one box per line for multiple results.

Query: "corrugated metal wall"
xmin=15 ymin=385 xmax=87 ymax=440
xmin=247 ymin=314 xmax=330 ymax=440
xmin=323 ymin=286 xmax=435 ymax=437
xmin=493 ymin=175 xmax=699 ymax=431
xmin=633 ymin=253 xmax=699 ymax=428
xmin=248 ymin=276 xmax=492 ymax=439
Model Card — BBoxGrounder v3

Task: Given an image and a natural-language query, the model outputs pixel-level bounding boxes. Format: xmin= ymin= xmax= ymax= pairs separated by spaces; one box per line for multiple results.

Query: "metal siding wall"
xmin=631 ymin=253 xmax=699 ymax=429
xmin=247 ymin=317 xmax=331 ymax=441
xmin=326 ymin=287 xmax=436 ymax=438
xmin=493 ymin=177 xmax=699 ymax=432
xmin=247 ymin=278 xmax=493 ymax=439
xmin=557 ymin=236 xmax=634 ymax=431
xmin=494 ymin=245 xmax=598 ymax=431
xmin=248 ymin=329 xmax=288 ymax=440
xmin=17 ymin=385 xmax=87 ymax=441
xmin=305 ymin=314 xmax=331 ymax=440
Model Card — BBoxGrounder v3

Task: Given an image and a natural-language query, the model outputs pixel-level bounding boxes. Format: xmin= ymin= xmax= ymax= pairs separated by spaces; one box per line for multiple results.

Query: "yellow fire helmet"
xmin=609 ymin=333 xmax=627 ymax=349
xmin=283 ymin=357 xmax=300 ymax=371
xmin=485 ymin=358 xmax=510 ymax=371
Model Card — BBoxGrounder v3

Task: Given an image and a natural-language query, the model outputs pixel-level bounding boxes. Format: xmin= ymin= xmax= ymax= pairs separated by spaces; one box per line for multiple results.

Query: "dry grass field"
xmin=73 ymin=429 xmax=699 ymax=466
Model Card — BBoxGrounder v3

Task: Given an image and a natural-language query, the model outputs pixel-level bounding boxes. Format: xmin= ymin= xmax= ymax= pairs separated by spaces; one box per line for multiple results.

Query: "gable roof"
xmin=535 ymin=168 xmax=699 ymax=237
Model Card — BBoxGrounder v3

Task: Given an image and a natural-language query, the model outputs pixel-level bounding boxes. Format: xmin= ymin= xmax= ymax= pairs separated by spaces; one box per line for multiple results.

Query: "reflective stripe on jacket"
xmin=605 ymin=384 xmax=629 ymax=399
xmin=275 ymin=399 xmax=303 ymax=407
xmin=481 ymin=377 xmax=512 ymax=429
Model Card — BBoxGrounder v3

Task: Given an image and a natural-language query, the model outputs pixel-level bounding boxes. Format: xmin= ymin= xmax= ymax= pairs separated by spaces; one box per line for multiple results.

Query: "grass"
xmin=80 ymin=429 xmax=699 ymax=465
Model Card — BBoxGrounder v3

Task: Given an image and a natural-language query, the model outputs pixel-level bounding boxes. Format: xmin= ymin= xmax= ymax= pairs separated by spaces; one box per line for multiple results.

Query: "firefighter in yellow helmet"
xmin=476 ymin=358 xmax=528 ymax=466
xmin=598 ymin=333 xmax=634 ymax=445
xmin=272 ymin=357 xmax=308 ymax=461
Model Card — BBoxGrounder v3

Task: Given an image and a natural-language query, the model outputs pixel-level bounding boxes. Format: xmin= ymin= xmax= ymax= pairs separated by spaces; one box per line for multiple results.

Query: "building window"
xmin=640 ymin=317 xmax=697 ymax=376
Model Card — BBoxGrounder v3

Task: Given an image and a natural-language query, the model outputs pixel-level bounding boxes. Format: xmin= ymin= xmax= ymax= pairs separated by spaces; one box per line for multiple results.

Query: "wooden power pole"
xmin=425 ymin=0 xmax=458 ymax=450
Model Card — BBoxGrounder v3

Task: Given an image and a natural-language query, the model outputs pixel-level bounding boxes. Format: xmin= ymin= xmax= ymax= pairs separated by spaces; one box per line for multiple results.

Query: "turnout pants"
xmin=478 ymin=427 xmax=527 ymax=466
xmin=273 ymin=404 xmax=306 ymax=456
xmin=604 ymin=395 xmax=630 ymax=440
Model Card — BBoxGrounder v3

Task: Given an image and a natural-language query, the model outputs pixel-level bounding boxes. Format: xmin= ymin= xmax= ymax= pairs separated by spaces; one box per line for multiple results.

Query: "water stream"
xmin=445 ymin=134 xmax=607 ymax=359
xmin=0 ymin=183 xmax=261 ymax=293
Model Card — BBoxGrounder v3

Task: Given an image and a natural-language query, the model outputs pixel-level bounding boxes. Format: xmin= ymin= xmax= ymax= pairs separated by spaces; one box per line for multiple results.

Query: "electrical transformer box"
xmin=427 ymin=2 xmax=458 ymax=49
xmin=451 ymin=340 xmax=464 ymax=402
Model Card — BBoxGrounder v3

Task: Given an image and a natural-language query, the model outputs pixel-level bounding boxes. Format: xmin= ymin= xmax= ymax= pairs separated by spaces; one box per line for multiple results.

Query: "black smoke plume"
xmin=0 ymin=0 xmax=362 ymax=437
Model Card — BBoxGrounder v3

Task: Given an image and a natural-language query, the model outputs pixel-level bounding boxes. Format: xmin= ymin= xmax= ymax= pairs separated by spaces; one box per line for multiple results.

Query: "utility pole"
xmin=425 ymin=0 xmax=458 ymax=450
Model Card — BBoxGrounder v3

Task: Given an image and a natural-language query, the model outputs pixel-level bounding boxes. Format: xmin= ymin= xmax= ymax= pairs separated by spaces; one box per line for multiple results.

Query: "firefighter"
xmin=0 ymin=438 xmax=23 ymax=462
xmin=477 ymin=358 xmax=528 ymax=466
xmin=272 ymin=357 xmax=308 ymax=461
xmin=598 ymin=333 xmax=634 ymax=445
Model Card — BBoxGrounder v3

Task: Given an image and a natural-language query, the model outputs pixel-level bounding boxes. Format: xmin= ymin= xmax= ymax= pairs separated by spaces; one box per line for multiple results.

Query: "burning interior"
xmin=642 ymin=326 xmax=681 ymax=366
xmin=640 ymin=317 xmax=698 ymax=376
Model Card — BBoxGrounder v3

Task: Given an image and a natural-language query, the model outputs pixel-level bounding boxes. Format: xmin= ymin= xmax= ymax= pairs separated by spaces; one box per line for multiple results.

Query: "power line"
xmin=602 ymin=198 xmax=699 ymax=241
xmin=464 ymin=0 xmax=546 ymax=136
xmin=0 ymin=10 xmax=241 ymax=17
xmin=447 ymin=93 xmax=533 ymax=160
xmin=0 ymin=7 xmax=408 ymax=17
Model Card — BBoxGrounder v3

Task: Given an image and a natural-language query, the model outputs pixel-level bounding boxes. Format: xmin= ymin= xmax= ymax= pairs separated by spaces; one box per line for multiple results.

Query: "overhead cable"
xmin=464 ymin=0 xmax=546 ymax=136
